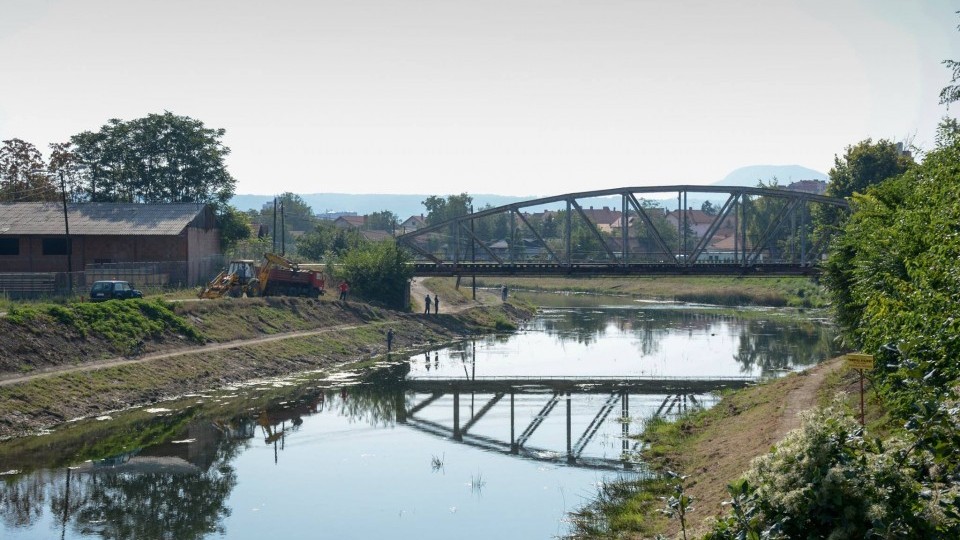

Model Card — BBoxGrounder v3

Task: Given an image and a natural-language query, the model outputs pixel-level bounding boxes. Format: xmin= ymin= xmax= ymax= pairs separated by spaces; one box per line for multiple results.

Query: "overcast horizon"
xmin=2 ymin=0 xmax=958 ymax=197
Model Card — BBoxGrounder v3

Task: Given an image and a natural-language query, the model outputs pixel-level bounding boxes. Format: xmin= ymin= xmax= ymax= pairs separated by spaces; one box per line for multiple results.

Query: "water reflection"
xmin=0 ymin=304 xmax=836 ymax=539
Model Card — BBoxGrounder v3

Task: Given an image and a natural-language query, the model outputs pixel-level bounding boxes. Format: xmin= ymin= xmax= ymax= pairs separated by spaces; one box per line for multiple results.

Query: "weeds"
xmin=431 ymin=453 xmax=445 ymax=472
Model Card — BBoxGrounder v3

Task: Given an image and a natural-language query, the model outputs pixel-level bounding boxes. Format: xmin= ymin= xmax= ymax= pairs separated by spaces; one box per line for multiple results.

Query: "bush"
xmin=332 ymin=241 xmax=413 ymax=310
xmin=706 ymin=401 xmax=958 ymax=539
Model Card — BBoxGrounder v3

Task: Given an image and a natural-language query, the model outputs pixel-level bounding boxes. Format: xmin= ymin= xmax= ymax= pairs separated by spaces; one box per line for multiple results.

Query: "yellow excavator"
xmin=199 ymin=253 xmax=325 ymax=299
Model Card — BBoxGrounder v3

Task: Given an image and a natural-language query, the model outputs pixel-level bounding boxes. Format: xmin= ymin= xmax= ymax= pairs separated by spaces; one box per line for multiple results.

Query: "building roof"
xmin=0 ymin=202 xmax=214 ymax=236
xmin=361 ymin=229 xmax=393 ymax=242
xmin=334 ymin=215 xmax=366 ymax=228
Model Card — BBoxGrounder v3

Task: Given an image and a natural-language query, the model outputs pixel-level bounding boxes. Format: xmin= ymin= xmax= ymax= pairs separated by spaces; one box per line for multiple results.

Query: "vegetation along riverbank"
xmin=0 ymin=294 xmax=531 ymax=440
xmin=571 ymin=127 xmax=960 ymax=538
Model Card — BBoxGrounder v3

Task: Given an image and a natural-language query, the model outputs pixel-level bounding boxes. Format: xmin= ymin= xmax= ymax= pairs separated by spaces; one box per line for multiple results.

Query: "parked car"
xmin=90 ymin=280 xmax=144 ymax=302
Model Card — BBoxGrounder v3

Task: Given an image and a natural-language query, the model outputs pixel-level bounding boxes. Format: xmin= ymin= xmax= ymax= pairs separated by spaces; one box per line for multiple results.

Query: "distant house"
xmin=785 ymin=179 xmax=828 ymax=195
xmin=578 ymin=207 xmax=622 ymax=233
xmin=333 ymin=215 xmax=366 ymax=229
xmin=400 ymin=215 xmax=426 ymax=233
xmin=361 ymin=230 xmax=393 ymax=242
xmin=0 ymin=202 xmax=220 ymax=288
xmin=664 ymin=208 xmax=734 ymax=238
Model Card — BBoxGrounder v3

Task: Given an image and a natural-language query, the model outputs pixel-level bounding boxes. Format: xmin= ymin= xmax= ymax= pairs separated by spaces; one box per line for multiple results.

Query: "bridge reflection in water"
xmin=396 ymin=375 xmax=751 ymax=471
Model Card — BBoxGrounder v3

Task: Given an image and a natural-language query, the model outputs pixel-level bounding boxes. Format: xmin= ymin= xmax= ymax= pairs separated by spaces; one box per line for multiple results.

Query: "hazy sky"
xmin=2 ymin=0 xmax=958 ymax=197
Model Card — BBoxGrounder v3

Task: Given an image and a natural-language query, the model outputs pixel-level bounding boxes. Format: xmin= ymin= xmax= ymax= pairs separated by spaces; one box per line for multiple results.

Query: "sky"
xmin=1 ymin=0 xmax=958 ymax=197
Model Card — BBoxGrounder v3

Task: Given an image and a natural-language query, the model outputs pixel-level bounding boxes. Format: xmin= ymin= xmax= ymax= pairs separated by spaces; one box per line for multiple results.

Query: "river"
xmin=0 ymin=295 xmax=837 ymax=539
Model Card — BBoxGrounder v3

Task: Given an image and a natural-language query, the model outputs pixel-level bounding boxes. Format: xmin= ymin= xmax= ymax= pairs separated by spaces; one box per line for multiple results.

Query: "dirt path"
xmin=0 ymin=322 xmax=379 ymax=388
xmin=410 ymin=277 xmax=495 ymax=315
xmin=668 ymin=357 xmax=846 ymax=537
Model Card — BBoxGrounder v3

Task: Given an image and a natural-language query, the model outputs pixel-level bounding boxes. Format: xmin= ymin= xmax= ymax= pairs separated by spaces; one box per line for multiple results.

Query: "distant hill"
xmin=230 ymin=193 xmax=535 ymax=219
xmin=712 ymin=165 xmax=827 ymax=188
xmin=230 ymin=165 xmax=829 ymax=218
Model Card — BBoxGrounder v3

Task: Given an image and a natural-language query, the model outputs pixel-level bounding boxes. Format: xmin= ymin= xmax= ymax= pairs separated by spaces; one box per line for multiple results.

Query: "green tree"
xmin=332 ymin=241 xmax=413 ymax=309
xmin=257 ymin=193 xmax=317 ymax=254
xmin=0 ymin=138 xmax=58 ymax=202
xmin=422 ymin=193 xmax=472 ymax=225
xmin=940 ymin=14 xmax=960 ymax=106
xmin=296 ymin=220 xmax=365 ymax=261
xmin=64 ymin=112 xmax=235 ymax=205
xmin=366 ymin=210 xmax=398 ymax=232
xmin=814 ymin=139 xmax=914 ymax=240
xmin=217 ymin=205 xmax=252 ymax=251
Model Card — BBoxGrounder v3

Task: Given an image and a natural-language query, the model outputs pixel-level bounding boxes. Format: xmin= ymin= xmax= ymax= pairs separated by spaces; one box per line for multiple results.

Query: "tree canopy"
xmin=422 ymin=193 xmax=472 ymax=225
xmin=62 ymin=112 xmax=235 ymax=205
xmin=0 ymin=138 xmax=58 ymax=202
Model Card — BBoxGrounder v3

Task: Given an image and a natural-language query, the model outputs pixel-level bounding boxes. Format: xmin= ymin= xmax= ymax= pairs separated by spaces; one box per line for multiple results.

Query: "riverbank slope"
xmin=0 ymin=295 xmax=530 ymax=440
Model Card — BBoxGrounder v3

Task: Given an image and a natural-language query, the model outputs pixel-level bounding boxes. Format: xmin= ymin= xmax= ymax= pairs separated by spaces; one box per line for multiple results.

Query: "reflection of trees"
xmin=0 ymin=471 xmax=50 ymax=528
xmin=530 ymin=307 xmax=836 ymax=372
xmin=70 ymin=441 xmax=239 ymax=539
xmin=733 ymin=319 xmax=836 ymax=375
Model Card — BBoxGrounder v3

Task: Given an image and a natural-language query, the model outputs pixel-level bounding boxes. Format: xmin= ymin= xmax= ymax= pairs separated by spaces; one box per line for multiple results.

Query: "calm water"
xmin=0 ymin=299 xmax=837 ymax=539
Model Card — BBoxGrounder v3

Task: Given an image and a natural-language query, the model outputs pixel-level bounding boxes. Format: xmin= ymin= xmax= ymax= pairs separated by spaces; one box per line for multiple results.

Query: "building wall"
xmin=187 ymin=226 xmax=221 ymax=284
xmin=0 ymin=229 xmax=222 ymax=281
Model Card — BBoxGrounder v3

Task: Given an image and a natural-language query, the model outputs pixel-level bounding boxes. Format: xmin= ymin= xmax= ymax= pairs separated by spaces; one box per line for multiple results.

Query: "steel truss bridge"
xmin=395 ymin=375 xmax=752 ymax=471
xmin=397 ymin=186 xmax=849 ymax=277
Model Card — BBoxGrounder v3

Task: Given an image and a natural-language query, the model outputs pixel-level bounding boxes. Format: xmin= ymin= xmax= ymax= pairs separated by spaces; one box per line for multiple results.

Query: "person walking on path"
xmin=433 ymin=294 xmax=439 ymax=314
xmin=424 ymin=294 xmax=431 ymax=314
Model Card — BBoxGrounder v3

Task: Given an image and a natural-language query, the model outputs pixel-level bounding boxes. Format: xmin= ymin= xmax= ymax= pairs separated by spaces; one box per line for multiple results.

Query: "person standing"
xmin=386 ymin=328 xmax=394 ymax=352
xmin=433 ymin=294 xmax=439 ymax=314
xmin=424 ymin=294 xmax=431 ymax=314
xmin=339 ymin=280 xmax=349 ymax=301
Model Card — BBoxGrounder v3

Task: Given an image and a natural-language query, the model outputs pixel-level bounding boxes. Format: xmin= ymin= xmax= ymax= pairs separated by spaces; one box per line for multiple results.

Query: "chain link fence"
xmin=0 ymin=256 xmax=226 ymax=300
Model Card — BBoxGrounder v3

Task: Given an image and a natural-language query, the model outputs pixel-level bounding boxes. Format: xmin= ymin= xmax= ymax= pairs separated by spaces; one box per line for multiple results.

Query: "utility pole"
xmin=470 ymin=205 xmax=476 ymax=300
xmin=59 ymin=171 xmax=72 ymax=291
xmin=272 ymin=197 xmax=278 ymax=253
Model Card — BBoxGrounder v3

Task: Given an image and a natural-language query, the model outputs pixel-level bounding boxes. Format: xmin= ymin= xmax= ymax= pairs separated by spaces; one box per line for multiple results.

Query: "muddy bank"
xmin=0 ymin=298 xmax=531 ymax=439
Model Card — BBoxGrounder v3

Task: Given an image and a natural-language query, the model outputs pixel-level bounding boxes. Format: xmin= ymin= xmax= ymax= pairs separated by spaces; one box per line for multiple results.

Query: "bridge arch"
xmin=397 ymin=185 xmax=849 ymax=277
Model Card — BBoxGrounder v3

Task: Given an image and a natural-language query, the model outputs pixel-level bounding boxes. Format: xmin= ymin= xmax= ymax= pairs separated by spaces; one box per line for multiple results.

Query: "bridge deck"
xmin=412 ymin=262 xmax=819 ymax=277
xmin=403 ymin=375 xmax=754 ymax=394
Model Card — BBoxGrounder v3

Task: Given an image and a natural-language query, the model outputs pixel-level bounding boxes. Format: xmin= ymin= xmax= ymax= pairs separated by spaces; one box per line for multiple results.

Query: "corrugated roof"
xmin=0 ymin=202 xmax=211 ymax=236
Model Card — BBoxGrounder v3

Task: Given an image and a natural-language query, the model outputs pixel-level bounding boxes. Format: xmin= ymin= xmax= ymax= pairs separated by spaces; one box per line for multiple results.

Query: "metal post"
xmin=471 ymin=205 xmax=476 ymax=299
xmin=510 ymin=392 xmax=516 ymax=453
xmin=453 ymin=390 xmax=461 ymax=440
xmin=565 ymin=200 xmax=572 ymax=265
xmin=857 ymin=369 xmax=866 ymax=427
xmin=566 ymin=392 xmax=573 ymax=463
xmin=621 ymin=193 xmax=628 ymax=266
xmin=59 ymin=171 xmax=72 ymax=288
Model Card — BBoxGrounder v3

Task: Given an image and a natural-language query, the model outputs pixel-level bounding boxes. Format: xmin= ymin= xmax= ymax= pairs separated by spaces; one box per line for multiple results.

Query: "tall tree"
xmin=0 ymin=138 xmax=58 ymax=202
xmin=814 ymin=139 xmax=914 ymax=243
xmin=366 ymin=210 xmax=399 ymax=232
xmin=64 ymin=112 xmax=235 ymax=204
xmin=422 ymin=193 xmax=473 ymax=225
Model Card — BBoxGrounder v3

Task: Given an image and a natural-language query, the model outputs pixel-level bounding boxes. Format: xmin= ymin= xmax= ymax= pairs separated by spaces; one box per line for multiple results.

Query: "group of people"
xmin=423 ymin=293 xmax=439 ymax=314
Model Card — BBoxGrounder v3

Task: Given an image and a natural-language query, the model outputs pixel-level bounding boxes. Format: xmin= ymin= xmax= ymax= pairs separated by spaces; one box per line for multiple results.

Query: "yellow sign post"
xmin=845 ymin=353 xmax=875 ymax=370
xmin=844 ymin=353 xmax=875 ymax=426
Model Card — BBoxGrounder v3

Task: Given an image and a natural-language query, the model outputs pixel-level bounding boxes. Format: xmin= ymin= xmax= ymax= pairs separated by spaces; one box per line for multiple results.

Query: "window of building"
xmin=42 ymin=238 xmax=70 ymax=255
xmin=0 ymin=238 xmax=18 ymax=256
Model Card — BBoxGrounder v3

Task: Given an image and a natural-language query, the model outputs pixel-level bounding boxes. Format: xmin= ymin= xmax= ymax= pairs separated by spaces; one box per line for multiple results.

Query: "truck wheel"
xmin=247 ymin=280 xmax=260 ymax=297
xmin=228 ymin=286 xmax=242 ymax=298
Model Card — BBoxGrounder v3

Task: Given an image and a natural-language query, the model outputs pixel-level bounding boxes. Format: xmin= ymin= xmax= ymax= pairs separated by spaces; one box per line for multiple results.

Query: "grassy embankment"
xmin=476 ymin=275 xmax=828 ymax=308
xmin=0 ymin=292 xmax=528 ymax=440
xmin=571 ymin=360 xmax=894 ymax=538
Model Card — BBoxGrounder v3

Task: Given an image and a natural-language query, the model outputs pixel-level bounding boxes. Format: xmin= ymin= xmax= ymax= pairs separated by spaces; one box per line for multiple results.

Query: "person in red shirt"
xmin=338 ymin=280 xmax=349 ymax=301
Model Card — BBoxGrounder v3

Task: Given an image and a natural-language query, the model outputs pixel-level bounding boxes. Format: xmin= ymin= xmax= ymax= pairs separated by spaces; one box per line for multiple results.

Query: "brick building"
xmin=0 ymin=202 xmax=220 ymax=287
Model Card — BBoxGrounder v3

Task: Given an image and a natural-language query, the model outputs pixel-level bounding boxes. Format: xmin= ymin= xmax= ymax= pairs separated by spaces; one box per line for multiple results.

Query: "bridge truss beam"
xmin=397 ymin=185 xmax=849 ymax=277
